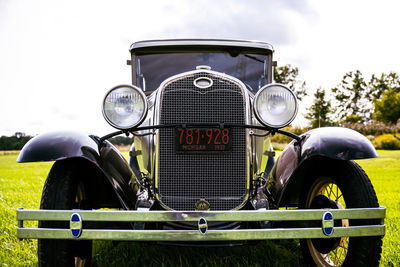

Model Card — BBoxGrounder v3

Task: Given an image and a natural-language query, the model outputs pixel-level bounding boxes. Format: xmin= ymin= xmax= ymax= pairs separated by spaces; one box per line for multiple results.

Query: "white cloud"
xmin=0 ymin=0 xmax=399 ymax=135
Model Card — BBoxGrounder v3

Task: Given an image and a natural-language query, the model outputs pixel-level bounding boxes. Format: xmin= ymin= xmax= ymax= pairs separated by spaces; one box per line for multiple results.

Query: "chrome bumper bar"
xmin=17 ymin=207 xmax=385 ymax=241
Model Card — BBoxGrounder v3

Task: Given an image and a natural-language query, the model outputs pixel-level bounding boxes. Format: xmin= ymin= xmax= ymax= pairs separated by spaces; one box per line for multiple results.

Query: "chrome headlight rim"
xmin=253 ymin=83 xmax=298 ymax=129
xmin=102 ymin=84 xmax=148 ymax=130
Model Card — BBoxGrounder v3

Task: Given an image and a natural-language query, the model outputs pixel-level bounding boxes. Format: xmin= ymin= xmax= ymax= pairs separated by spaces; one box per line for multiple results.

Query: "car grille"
xmin=157 ymin=71 xmax=247 ymax=211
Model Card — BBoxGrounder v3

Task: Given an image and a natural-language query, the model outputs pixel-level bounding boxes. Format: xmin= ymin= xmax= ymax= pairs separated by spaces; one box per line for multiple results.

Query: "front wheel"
xmin=299 ymin=159 xmax=382 ymax=267
xmin=38 ymin=160 xmax=92 ymax=267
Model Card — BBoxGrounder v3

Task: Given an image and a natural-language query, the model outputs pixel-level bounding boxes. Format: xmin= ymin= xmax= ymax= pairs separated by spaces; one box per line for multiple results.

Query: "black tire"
xmin=299 ymin=159 xmax=382 ymax=267
xmin=38 ymin=160 xmax=92 ymax=267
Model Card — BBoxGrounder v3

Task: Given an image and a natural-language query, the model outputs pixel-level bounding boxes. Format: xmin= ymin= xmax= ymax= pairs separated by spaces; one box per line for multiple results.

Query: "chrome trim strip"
xmin=17 ymin=207 xmax=386 ymax=222
xmin=17 ymin=226 xmax=385 ymax=241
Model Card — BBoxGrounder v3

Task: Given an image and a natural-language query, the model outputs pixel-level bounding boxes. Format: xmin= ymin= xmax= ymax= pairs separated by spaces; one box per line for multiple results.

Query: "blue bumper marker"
xmin=198 ymin=217 xmax=208 ymax=235
xmin=322 ymin=211 xmax=334 ymax=236
xmin=70 ymin=213 xmax=82 ymax=238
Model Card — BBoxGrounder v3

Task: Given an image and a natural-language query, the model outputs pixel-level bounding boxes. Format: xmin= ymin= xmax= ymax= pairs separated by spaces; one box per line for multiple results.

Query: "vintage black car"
xmin=17 ymin=39 xmax=385 ymax=266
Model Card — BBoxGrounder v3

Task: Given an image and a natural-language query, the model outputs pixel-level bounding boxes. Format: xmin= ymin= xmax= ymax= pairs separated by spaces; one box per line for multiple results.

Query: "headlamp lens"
xmin=254 ymin=84 xmax=297 ymax=128
xmin=103 ymin=85 xmax=147 ymax=129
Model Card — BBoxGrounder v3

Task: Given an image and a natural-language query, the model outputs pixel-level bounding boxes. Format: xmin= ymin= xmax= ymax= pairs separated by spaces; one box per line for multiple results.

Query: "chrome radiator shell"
xmin=154 ymin=70 xmax=251 ymax=211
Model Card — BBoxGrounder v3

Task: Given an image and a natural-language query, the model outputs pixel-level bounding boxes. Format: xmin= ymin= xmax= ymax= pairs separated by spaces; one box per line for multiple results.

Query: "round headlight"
xmin=254 ymin=84 xmax=298 ymax=128
xmin=102 ymin=85 xmax=147 ymax=130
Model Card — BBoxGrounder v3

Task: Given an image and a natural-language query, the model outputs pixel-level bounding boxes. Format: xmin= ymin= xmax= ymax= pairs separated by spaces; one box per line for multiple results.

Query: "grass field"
xmin=0 ymin=150 xmax=399 ymax=266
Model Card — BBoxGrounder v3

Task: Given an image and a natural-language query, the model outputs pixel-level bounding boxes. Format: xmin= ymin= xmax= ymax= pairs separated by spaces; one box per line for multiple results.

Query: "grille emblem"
xmin=322 ymin=211 xmax=334 ymax=236
xmin=194 ymin=77 xmax=213 ymax=89
xmin=70 ymin=213 xmax=82 ymax=238
xmin=198 ymin=217 xmax=208 ymax=235
xmin=195 ymin=199 xmax=210 ymax=210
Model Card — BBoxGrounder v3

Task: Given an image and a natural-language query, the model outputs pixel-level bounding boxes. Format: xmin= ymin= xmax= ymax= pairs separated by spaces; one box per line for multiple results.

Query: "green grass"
xmin=355 ymin=151 xmax=400 ymax=266
xmin=0 ymin=154 xmax=52 ymax=266
xmin=0 ymin=151 xmax=399 ymax=266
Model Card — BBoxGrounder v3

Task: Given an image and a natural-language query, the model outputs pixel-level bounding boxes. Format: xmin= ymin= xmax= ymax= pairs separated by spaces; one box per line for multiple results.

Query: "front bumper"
xmin=17 ymin=207 xmax=385 ymax=241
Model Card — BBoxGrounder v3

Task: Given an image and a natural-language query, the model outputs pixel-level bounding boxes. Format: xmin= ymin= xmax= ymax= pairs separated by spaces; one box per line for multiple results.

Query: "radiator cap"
xmin=196 ymin=65 xmax=211 ymax=70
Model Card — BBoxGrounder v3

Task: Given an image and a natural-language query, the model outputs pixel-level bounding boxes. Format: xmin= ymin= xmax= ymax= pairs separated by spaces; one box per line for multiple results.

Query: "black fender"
xmin=267 ymin=127 xmax=377 ymax=207
xmin=17 ymin=131 xmax=100 ymax=163
xmin=17 ymin=131 xmax=137 ymax=209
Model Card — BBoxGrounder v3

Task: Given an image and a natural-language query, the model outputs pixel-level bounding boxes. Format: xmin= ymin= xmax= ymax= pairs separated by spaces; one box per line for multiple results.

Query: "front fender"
xmin=300 ymin=127 xmax=377 ymax=160
xmin=17 ymin=131 xmax=137 ymax=210
xmin=268 ymin=127 xmax=377 ymax=207
xmin=17 ymin=131 xmax=99 ymax=163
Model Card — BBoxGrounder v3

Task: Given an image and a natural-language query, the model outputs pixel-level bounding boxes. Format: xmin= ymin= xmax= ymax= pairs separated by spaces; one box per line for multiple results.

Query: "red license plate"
xmin=175 ymin=128 xmax=232 ymax=152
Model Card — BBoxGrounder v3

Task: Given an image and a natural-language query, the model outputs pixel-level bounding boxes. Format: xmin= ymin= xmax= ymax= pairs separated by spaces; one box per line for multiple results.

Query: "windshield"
xmin=135 ymin=52 xmax=269 ymax=93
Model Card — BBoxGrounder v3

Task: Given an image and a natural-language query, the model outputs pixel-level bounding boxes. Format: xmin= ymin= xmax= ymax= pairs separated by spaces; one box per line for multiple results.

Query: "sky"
xmin=1 ymin=0 xmax=400 ymax=136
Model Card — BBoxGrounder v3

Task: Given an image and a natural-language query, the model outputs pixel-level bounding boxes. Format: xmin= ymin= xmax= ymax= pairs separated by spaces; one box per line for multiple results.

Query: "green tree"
xmin=305 ymin=88 xmax=332 ymax=128
xmin=373 ymin=89 xmax=400 ymax=124
xmin=369 ymin=72 xmax=400 ymax=123
xmin=331 ymin=70 xmax=370 ymax=123
xmin=274 ymin=64 xmax=307 ymax=101
xmin=368 ymin=72 xmax=400 ymax=100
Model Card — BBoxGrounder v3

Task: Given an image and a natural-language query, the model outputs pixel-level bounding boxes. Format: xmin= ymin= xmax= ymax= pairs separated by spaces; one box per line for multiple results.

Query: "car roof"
xmin=129 ymin=39 xmax=274 ymax=54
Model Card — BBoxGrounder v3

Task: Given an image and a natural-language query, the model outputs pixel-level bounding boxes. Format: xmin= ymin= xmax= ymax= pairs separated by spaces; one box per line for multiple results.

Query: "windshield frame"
xmin=129 ymin=40 xmax=274 ymax=94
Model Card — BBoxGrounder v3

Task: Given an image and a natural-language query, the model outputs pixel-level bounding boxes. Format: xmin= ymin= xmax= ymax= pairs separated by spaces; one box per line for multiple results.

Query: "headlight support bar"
xmin=99 ymin=123 xmax=302 ymax=144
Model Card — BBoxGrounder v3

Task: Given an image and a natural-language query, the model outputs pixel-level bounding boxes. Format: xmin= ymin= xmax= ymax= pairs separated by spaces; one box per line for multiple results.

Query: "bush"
xmin=341 ymin=120 xmax=400 ymax=136
xmin=271 ymin=126 xmax=309 ymax=144
xmin=373 ymin=134 xmax=400 ymax=150
xmin=109 ymin=136 xmax=133 ymax=146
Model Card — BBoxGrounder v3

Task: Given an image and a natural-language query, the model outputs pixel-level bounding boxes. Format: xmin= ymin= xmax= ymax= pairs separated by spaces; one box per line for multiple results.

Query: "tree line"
xmin=274 ymin=65 xmax=400 ymax=129
xmin=0 ymin=132 xmax=33 ymax=150
xmin=0 ymin=132 xmax=132 ymax=151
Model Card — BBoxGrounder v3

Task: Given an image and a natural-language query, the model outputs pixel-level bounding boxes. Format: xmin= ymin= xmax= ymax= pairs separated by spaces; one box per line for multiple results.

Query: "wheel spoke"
xmin=334 ymin=247 xmax=340 ymax=264
xmin=330 ymin=184 xmax=337 ymax=200
xmin=326 ymin=184 xmax=332 ymax=198
xmin=343 ymin=238 xmax=349 ymax=250
xmin=338 ymin=245 xmax=344 ymax=264
xmin=336 ymin=186 xmax=339 ymax=202
xmin=329 ymin=250 xmax=336 ymax=264
xmin=331 ymin=184 xmax=336 ymax=199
